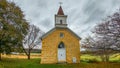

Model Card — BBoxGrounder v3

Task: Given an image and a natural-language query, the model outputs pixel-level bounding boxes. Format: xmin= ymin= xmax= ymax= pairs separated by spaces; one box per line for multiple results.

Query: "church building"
xmin=41 ymin=6 xmax=81 ymax=64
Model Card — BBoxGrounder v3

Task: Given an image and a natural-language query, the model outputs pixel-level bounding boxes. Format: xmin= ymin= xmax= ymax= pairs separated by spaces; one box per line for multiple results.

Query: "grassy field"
xmin=0 ymin=54 xmax=120 ymax=68
xmin=1 ymin=53 xmax=41 ymax=59
xmin=81 ymin=54 xmax=120 ymax=62
xmin=0 ymin=58 xmax=120 ymax=68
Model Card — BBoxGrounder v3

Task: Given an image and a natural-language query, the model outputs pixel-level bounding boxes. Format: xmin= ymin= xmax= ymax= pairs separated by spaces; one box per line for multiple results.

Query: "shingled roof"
xmin=57 ymin=6 xmax=64 ymax=15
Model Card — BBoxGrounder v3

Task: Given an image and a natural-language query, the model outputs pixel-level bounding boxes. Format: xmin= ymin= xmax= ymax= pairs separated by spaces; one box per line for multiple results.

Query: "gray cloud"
xmin=8 ymin=0 xmax=120 ymax=39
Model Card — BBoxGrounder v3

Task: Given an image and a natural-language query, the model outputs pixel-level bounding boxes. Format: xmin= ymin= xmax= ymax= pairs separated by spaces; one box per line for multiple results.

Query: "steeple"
xmin=55 ymin=5 xmax=67 ymax=27
xmin=57 ymin=6 xmax=64 ymax=15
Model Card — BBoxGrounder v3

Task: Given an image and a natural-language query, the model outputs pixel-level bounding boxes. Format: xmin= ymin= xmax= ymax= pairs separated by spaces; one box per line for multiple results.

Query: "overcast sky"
xmin=9 ymin=0 xmax=120 ymax=39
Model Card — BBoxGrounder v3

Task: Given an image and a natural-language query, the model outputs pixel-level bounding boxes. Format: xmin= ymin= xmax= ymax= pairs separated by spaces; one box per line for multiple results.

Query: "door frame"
xmin=57 ymin=42 xmax=66 ymax=63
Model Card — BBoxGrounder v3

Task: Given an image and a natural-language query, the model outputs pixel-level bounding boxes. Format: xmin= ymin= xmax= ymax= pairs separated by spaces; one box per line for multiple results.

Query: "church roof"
xmin=57 ymin=6 xmax=64 ymax=15
xmin=41 ymin=27 xmax=81 ymax=40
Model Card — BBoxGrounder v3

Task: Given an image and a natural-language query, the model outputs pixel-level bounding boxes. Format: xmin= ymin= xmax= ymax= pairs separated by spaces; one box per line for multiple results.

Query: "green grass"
xmin=0 ymin=54 xmax=120 ymax=68
xmin=81 ymin=54 xmax=101 ymax=62
xmin=0 ymin=58 xmax=120 ymax=68
xmin=81 ymin=54 xmax=120 ymax=63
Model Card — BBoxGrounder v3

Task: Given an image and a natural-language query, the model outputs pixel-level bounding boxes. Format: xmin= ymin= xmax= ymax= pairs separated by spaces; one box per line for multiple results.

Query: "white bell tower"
xmin=55 ymin=5 xmax=67 ymax=27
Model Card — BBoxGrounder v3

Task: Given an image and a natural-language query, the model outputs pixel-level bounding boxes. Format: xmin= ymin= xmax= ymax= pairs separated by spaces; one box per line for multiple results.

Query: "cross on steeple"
xmin=59 ymin=2 xmax=63 ymax=6
xmin=55 ymin=4 xmax=67 ymax=27
xmin=57 ymin=2 xmax=64 ymax=15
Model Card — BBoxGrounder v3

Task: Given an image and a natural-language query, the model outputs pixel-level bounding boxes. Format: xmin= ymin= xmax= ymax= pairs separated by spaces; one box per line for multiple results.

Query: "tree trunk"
xmin=105 ymin=55 xmax=109 ymax=62
xmin=28 ymin=54 xmax=30 ymax=60
xmin=22 ymin=46 xmax=31 ymax=60
xmin=0 ymin=53 xmax=1 ymax=61
xmin=100 ymin=55 xmax=109 ymax=62
xmin=101 ymin=54 xmax=109 ymax=62
xmin=27 ymin=49 xmax=31 ymax=60
xmin=100 ymin=55 xmax=105 ymax=62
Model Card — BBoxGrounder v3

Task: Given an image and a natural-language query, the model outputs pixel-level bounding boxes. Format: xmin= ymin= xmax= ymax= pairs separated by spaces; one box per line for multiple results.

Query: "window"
xmin=60 ymin=20 xmax=62 ymax=24
xmin=60 ymin=33 xmax=64 ymax=38
xmin=58 ymin=42 xmax=65 ymax=48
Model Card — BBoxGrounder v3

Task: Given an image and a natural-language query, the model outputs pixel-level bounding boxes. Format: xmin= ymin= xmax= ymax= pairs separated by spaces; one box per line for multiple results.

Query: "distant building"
xmin=41 ymin=6 xmax=81 ymax=64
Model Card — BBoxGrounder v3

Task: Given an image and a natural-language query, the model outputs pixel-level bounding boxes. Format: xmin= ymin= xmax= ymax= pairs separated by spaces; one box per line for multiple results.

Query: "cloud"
xmin=9 ymin=0 xmax=120 ymax=39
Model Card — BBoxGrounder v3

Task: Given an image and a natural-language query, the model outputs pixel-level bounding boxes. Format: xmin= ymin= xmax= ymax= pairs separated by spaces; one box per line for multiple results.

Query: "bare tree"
xmin=82 ymin=36 xmax=113 ymax=62
xmin=82 ymin=9 xmax=120 ymax=62
xmin=108 ymin=10 xmax=120 ymax=51
xmin=23 ymin=25 xmax=44 ymax=60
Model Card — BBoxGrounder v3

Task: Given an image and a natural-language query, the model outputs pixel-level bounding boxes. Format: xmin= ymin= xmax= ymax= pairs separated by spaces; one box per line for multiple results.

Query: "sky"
xmin=8 ymin=0 xmax=120 ymax=39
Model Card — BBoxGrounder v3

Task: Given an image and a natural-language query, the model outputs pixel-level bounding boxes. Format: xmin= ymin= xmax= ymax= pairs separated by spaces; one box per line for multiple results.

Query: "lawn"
xmin=0 ymin=54 xmax=120 ymax=68
xmin=81 ymin=54 xmax=120 ymax=63
xmin=0 ymin=58 xmax=120 ymax=68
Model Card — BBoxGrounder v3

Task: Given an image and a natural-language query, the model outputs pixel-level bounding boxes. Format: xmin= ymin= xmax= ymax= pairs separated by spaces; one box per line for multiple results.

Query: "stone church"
xmin=41 ymin=6 xmax=81 ymax=64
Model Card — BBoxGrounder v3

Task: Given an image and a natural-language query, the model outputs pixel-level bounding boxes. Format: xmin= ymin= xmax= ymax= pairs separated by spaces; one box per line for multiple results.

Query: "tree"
xmin=82 ymin=36 xmax=113 ymax=62
xmin=0 ymin=0 xmax=28 ymax=60
xmin=82 ymin=9 xmax=120 ymax=62
xmin=23 ymin=25 xmax=44 ymax=60
xmin=107 ymin=10 xmax=120 ymax=51
xmin=95 ymin=9 xmax=120 ymax=52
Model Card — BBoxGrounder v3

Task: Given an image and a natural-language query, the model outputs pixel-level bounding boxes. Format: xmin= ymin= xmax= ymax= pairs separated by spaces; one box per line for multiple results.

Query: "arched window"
xmin=58 ymin=42 xmax=65 ymax=48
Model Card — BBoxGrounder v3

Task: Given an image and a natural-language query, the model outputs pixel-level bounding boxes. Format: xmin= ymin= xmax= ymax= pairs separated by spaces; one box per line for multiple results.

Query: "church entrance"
xmin=58 ymin=42 xmax=66 ymax=63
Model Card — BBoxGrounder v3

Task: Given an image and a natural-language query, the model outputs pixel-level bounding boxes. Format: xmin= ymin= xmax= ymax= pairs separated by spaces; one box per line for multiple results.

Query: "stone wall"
xmin=41 ymin=28 xmax=80 ymax=64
